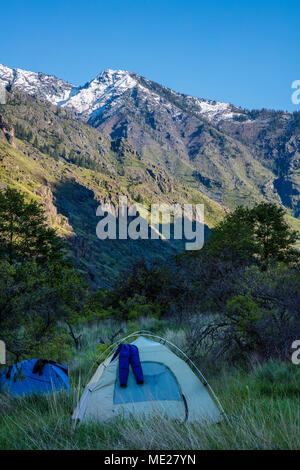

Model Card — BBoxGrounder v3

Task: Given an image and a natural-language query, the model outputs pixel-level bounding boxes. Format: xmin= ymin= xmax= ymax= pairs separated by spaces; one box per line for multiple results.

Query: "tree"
xmin=33 ymin=136 xmax=39 ymax=148
xmin=0 ymin=188 xmax=65 ymax=264
xmin=0 ymin=259 xmax=86 ymax=361
xmin=0 ymin=188 xmax=87 ymax=361
xmin=204 ymin=203 xmax=300 ymax=270
xmin=248 ymin=203 xmax=300 ymax=269
xmin=111 ymin=257 xmax=173 ymax=316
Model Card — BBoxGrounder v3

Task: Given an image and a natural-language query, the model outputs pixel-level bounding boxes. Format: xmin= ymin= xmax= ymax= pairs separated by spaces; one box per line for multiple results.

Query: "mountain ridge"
xmin=0 ymin=64 xmax=246 ymax=122
xmin=0 ymin=63 xmax=300 ymax=227
xmin=0 ymin=87 xmax=224 ymax=286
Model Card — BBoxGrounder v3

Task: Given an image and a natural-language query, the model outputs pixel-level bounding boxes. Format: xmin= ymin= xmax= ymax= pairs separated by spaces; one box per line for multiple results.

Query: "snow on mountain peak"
xmin=0 ymin=63 xmax=75 ymax=105
xmin=0 ymin=64 xmax=14 ymax=82
xmin=0 ymin=64 xmax=243 ymax=123
xmin=96 ymin=68 xmax=131 ymax=80
xmin=60 ymin=69 xmax=137 ymax=116
xmin=191 ymin=97 xmax=237 ymax=122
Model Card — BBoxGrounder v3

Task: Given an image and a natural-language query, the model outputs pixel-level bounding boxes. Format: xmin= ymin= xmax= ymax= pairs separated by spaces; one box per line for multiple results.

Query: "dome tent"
xmin=0 ymin=359 xmax=70 ymax=396
xmin=73 ymin=332 xmax=227 ymax=424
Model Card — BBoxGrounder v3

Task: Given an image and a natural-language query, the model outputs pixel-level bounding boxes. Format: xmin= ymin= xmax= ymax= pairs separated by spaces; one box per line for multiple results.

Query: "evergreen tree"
xmin=0 ymin=188 xmax=65 ymax=264
xmin=0 ymin=188 xmax=87 ymax=360
xmin=205 ymin=203 xmax=300 ymax=269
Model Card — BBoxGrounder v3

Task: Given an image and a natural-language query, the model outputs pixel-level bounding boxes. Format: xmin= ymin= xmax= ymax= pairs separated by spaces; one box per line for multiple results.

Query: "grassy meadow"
xmin=0 ymin=318 xmax=299 ymax=450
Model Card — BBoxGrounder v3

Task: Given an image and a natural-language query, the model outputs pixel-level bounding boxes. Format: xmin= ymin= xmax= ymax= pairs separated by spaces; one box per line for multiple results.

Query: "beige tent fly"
xmin=72 ymin=332 xmax=227 ymax=424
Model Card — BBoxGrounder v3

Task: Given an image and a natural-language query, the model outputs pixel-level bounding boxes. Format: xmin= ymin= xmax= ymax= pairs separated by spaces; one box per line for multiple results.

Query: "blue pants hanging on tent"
xmin=112 ymin=344 xmax=144 ymax=387
xmin=130 ymin=345 xmax=144 ymax=385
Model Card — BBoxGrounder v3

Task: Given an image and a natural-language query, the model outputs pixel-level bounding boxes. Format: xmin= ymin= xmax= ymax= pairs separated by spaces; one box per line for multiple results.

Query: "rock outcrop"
xmin=0 ymin=115 xmax=15 ymax=146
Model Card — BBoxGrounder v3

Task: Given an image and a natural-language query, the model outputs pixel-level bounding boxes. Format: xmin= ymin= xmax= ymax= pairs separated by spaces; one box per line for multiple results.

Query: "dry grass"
xmin=0 ymin=321 xmax=299 ymax=450
xmin=0 ymin=363 xmax=299 ymax=450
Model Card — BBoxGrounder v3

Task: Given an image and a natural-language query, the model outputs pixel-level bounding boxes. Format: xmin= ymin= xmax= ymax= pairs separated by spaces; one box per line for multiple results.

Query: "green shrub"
xmin=253 ymin=361 xmax=300 ymax=397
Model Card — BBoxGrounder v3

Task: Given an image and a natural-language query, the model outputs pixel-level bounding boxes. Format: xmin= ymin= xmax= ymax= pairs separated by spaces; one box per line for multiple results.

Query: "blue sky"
xmin=0 ymin=0 xmax=300 ymax=111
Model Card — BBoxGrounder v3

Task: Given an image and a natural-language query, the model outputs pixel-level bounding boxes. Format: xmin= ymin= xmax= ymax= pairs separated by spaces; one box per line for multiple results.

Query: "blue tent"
xmin=0 ymin=359 xmax=70 ymax=396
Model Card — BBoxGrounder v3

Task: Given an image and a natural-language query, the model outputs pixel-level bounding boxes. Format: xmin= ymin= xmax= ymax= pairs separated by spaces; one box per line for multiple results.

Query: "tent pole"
xmin=91 ymin=330 xmax=230 ymax=426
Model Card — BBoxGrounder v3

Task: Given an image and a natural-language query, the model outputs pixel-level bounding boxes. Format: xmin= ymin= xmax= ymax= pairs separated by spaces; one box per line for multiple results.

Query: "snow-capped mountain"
xmin=0 ymin=64 xmax=243 ymax=123
xmin=0 ymin=64 xmax=75 ymax=105
xmin=1 ymin=64 xmax=299 ymax=217
xmin=62 ymin=69 xmax=137 ymax=118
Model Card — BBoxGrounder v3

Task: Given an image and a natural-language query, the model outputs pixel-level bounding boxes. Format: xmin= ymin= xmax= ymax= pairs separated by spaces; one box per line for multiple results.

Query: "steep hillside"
xmin=0 ymin=89 xmax=224 ymax=286
xmin=218 ymin=109 xmax=300 ymax=216
xmin=1 ymin=64 xmax=299 ymax=280
xmin=1 ymin=65 xmax=299 ymax=217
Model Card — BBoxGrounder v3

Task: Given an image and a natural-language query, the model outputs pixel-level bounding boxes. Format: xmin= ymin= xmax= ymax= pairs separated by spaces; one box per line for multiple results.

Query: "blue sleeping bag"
xmin=0 ymin=359 xmax=70 ymax=396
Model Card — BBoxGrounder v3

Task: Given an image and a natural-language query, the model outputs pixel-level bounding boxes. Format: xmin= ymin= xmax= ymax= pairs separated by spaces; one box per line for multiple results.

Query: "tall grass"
xmin=0 ymin=321 xmax=299 ymax=450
